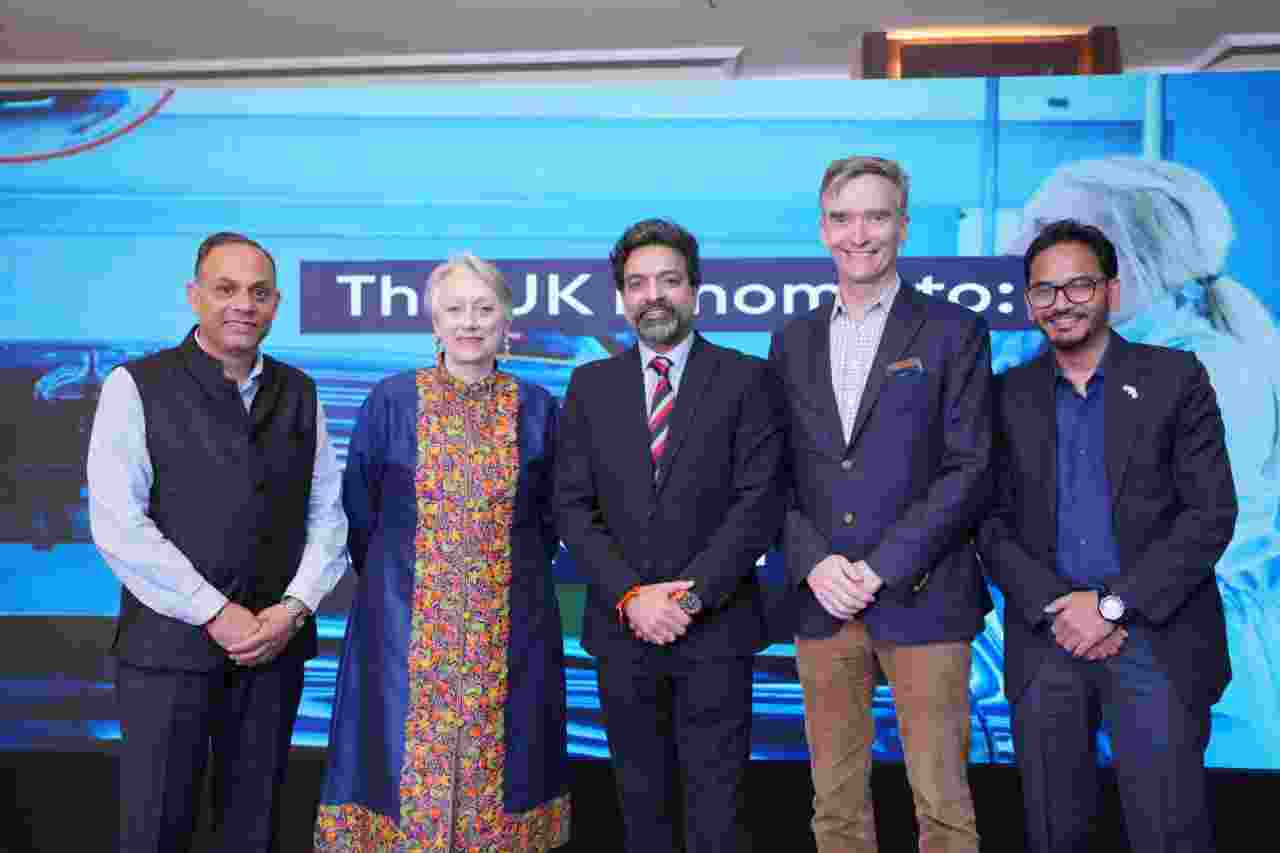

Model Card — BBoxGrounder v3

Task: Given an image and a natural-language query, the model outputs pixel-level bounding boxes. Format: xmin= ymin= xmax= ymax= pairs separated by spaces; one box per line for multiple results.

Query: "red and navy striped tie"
xmin=648 ymin=355 xmax=674 ymax=469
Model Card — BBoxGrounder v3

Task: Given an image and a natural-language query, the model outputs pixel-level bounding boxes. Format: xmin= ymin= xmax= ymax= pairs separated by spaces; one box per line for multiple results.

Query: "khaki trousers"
xmin=796 ymin=619 xmax=979 ymax=853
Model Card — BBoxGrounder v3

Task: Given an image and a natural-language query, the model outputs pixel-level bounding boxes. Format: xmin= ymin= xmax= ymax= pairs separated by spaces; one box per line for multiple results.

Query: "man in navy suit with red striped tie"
xmin=556 ymin=219 xmax=786 ymax=853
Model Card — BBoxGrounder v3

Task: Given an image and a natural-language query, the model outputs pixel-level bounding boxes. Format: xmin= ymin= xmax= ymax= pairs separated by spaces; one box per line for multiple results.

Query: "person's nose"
xmin=230 ymin=288 xmax=256 ymax=312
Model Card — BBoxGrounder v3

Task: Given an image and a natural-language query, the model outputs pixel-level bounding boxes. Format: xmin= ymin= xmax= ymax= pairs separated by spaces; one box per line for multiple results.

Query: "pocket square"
xmin=887 ymin=356 xmax=924 ymax=376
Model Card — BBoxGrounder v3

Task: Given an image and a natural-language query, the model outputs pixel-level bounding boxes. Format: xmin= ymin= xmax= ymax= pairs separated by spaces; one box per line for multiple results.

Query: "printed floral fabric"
xmin=315 ymin=365 xmax=569 ymax=852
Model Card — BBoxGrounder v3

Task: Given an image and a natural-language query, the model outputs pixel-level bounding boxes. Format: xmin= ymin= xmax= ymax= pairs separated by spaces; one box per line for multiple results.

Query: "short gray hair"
xmin=819 ymin=155 xmax=910 ymax=211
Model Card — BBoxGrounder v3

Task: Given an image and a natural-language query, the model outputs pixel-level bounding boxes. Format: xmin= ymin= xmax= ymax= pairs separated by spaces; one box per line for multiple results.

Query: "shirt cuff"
xmin=282 ymin=586 xmax=320 ymax=614
xmin=190 ymin=582 xmax=230 ymax=626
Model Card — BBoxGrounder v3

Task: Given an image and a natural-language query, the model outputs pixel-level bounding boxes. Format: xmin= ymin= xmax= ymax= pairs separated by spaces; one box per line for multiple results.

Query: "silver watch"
xmin=672 ymin=589 xmax=703 ymax=615
xmin=1098 ymin=592 xmax=1126 ymax=623
xmin=282 ymin=596 xmax=310 ymax=631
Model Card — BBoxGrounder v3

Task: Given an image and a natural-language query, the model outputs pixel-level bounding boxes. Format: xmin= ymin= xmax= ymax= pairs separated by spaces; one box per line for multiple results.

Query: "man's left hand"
xmin=226 ymin=604 xmax=297 ymax=667
xmin=1083 ymin=625 xmax=1128 ymax=661
xmin=1044 ymin=590 xmax=1116 ymax=658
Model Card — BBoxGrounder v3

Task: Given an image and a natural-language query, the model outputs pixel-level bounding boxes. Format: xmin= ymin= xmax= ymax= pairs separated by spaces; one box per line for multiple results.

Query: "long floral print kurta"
xmin=315 ymin=364 xmax=569 ymax=852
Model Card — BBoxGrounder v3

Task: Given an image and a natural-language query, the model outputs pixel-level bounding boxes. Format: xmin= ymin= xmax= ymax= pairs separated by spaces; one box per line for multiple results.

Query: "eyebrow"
xmin=1029 ymin=274 xmax=1102 ymax=286
xmin=625 ymin=269 xmax=683 ymax=280
xmin=210 ymin=276 xmax=273 ymax=285
xmin=825 ymin=206 xmax=894 ymax=216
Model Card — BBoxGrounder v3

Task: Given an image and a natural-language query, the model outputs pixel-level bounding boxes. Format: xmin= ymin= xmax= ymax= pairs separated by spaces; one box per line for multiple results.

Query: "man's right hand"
xmin=204 ymin=602 xmax=263 ymax=651
xmin=807 ymin=555 xmax=877 ymax=620
xmin=624 ymin=580 xmax=695 ymax=645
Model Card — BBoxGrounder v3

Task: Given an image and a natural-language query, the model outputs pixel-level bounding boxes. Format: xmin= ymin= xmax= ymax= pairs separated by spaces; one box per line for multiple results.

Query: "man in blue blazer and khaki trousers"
xmin=769 ymin=156 xmax=993 ymax=853
xmin=556 ymin=219 xmax=786 ymax=853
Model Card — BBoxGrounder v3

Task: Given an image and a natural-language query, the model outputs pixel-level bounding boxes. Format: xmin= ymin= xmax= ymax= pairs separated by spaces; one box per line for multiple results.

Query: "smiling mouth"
xmin=1047 ymin=314 xmax=1084 ymax=330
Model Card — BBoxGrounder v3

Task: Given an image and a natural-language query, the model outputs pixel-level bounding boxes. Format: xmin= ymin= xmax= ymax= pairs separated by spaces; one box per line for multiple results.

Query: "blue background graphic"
xmin=2 ymin=71 xmax=1277 ymax=770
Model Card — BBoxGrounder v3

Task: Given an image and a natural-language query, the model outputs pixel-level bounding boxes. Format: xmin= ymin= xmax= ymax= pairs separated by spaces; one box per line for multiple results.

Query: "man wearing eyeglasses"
xmin=979 ymin=219 xmax=1237 ymax=852
xmin=87 ymin=232 xmax=348 ymax=852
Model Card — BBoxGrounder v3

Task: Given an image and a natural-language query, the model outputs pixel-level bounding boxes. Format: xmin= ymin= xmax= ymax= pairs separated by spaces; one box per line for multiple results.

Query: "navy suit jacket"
xmin=554 ymin=334 xmax=786 ymax=660
xmin=979 ymin=333 xmax=1237 ymax=710
xmin=769 ymin=285 xmax=994 ymax=643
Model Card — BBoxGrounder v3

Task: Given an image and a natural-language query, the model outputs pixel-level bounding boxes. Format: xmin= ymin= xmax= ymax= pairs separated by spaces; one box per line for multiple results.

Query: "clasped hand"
xmin=205 ymin=602 xmax=299 ymax=667
xmin=808 ymin=556 xmax=881 ymax=621
xmin=1043 ymin=591 xmax=1128 ymax=661
xmin=624 ymin=580 xmax=696 ymax=645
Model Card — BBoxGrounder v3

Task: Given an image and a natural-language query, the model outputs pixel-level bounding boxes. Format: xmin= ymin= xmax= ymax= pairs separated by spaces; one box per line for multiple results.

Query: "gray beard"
xmin=636 ymin=314 xmax=687 ymax=348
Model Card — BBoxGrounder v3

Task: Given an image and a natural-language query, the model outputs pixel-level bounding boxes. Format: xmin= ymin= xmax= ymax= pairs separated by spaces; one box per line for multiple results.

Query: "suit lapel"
xmin=804 ymin=307 xmax=846 ymax=452
xmin=655 ymin=335 xmax=715 ymax=494
xmin=1102 ymin=334 xmax=1142 ymax=502
xmin=1029 ymin=350 xmax=1060 ymax=531
xmin=847 ymin=286 xmax=926 ymax=452
xmin=617 ymin=347 xmax=656 ymax=484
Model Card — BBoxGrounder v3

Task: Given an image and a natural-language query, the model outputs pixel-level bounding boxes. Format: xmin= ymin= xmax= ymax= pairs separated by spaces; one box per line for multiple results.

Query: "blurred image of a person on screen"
xmin=1002 ymin=156 xmax=1280 ymax=766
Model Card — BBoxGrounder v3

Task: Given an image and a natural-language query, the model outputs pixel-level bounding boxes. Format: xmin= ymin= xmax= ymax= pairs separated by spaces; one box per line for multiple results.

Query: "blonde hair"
xmin=428 ymin=253 xmax=514 ymax=319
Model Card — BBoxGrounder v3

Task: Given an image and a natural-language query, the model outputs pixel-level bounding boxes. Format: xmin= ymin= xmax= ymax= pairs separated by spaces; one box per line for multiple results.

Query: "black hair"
xmin=608 ymin=218 xmax=701 ymax=292
xmin=1023 ymin=219 xmax=1119 ymax=284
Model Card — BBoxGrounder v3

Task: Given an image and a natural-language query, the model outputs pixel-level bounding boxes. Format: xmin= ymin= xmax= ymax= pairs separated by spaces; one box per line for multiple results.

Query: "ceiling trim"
xmin=1185 ymin=32 xmax=1280 ymax=70
xmin=0 ymin=45 xmax=746 ymax=84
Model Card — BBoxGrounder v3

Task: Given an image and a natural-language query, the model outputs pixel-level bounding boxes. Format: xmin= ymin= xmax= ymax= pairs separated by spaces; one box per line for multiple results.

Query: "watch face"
xmin=1100 ymin=595 xmax=1125 ymax=621
xmin=676 ymin=591 xmax=702 ymax=615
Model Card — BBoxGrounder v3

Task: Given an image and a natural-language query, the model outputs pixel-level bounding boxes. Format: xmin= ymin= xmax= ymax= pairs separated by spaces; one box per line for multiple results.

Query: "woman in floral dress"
xmin=315 ymin=254 xmax=570 ymax=852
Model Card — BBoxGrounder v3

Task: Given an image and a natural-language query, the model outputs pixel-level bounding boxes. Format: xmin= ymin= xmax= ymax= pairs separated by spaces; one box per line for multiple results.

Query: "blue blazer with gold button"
xmin=769 ymin=284 xmax=994 ymax=643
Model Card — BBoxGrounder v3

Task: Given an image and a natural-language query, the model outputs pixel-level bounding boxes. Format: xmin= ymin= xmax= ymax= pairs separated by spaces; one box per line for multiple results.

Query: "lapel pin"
xmin=1122 ymin=384 xmax=1139 ymax=400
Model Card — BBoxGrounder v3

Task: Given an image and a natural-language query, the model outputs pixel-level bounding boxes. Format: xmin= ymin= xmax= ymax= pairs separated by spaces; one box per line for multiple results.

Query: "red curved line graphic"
xmin=0 ymin=88 xmax=176 ymax=164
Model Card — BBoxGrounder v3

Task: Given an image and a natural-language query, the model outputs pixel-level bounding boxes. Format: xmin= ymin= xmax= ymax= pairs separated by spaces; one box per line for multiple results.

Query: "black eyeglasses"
xmin=1025 ymin=275 xmax=1105 ymax=309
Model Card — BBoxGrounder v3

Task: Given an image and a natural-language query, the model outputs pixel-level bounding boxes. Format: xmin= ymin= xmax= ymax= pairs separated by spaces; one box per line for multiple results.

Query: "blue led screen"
xmin=2 ymin=72 xmax=1278 ymax=769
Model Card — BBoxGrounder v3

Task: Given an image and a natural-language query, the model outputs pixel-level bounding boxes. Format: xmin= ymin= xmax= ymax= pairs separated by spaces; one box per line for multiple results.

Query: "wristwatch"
xmin=282 ymin=596 xmax=311 ymax=631
xmin=670 ymin=589 xmax=703 ymax=616
xmin=1097 ymin=589 xmax=1126 ymax=623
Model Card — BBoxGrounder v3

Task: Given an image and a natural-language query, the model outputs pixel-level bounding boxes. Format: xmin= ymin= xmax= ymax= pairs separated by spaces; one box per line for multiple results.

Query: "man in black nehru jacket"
xmin=87 ymin=232 xmax=349 ymax=852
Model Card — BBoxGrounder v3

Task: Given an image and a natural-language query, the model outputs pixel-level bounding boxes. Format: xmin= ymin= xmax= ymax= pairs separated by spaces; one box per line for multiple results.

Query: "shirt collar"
xmin=1053 ymin=331 xmax=1112 ymax=382
xmin=194 ymin=328 xmax=265 ymax=388
xmin=831 ymin=275 xmax=901 ymax=323
xmin=639 ymin=331 xmax=695 ymax=374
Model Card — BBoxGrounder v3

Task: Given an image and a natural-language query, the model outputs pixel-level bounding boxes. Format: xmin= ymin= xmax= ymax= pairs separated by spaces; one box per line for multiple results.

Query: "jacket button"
xmin=840 ymin=459 xmax=853 ymax=471
xmin=843 ymin=512 xmax=855 ymax=525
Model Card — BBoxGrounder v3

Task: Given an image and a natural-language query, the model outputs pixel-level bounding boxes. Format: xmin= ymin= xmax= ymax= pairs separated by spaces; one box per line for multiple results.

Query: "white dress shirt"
xmin=87 ymin=348 xmax=349 ymax=626
xmin=830 ymin=277 xmax=900 ymax=442
xmin=638 ymin=331 xmax=696 ymax=407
